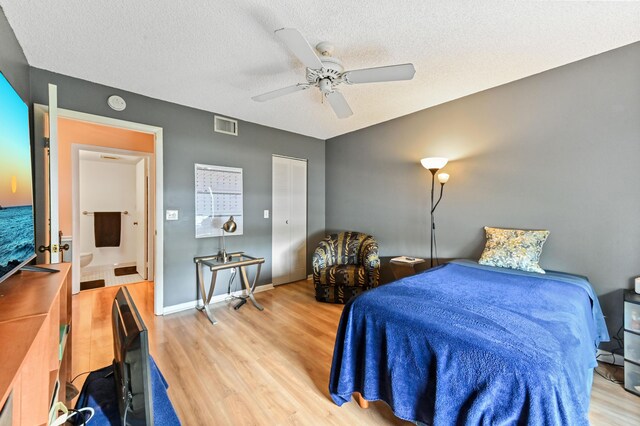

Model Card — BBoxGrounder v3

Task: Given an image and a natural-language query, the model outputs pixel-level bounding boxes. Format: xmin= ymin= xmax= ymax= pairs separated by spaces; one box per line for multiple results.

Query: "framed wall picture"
xmin=194 ymin=163 xmax=243 ymax=238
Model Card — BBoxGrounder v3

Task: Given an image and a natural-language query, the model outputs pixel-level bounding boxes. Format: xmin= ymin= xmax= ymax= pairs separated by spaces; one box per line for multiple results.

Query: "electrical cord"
xmin=596 ymin=325 xmax=625 ymax=366
xmin=225 ymin=267 xmax=243 ymax=302
xmin=595 ymin=325 xmax=625 ymax=385
xmin=433 ymin=225 xmax=439 ymax=266
xmin=612 ymin=325 xmax=624 ymax=350
xmin=67 ymin=407 xmax=94 ymax=425
xmin=123 ymin=399 xmax=130 ymax=426
xmin=70 ymin=371 xmax=91 ymax=384
xmin=50 ymin=405 xmax=94 ymax=426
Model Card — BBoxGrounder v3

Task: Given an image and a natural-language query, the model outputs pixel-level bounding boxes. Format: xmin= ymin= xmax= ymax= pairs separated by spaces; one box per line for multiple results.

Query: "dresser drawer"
xmin=624 ymin=301 xmax=640 ymax=332
xmin=625 ymin=361 xmax=640 ymax=396
xmin=625 ymin=331 xmax=640 ymax=364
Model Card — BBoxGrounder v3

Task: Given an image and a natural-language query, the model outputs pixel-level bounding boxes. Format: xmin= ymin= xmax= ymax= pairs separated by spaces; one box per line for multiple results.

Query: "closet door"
xmin=272 ymin=156 xmax=291 ymax=285
xmin=288 ymin=159 xmax=307 ymax=282
xmin=272 ymin=156 xmax=307 ymax=285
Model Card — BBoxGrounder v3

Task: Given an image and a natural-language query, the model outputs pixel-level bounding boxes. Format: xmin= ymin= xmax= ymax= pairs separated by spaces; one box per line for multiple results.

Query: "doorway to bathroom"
xmin=59 ymin=117 xmax=155 ymax=293
xmin=75 ymin=148 xmax=153 ymax=290
xmin=34 ymin=95 xmax=164 ymax=314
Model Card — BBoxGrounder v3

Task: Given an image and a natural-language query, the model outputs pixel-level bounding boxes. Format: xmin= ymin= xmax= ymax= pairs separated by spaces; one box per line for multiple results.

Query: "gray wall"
xmin=29 ymin=68 xmax=325 ymax=308
xmin=326 ymin=42 xmax=640 ymax=349
xmin=0 ymin=6 xmax=29 ymax=102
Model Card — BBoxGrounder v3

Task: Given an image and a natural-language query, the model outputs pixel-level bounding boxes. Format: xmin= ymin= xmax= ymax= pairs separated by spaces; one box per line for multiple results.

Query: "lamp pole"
xmin=429 ymin=168 xmax=437 ymax=267
xmin=421 ymin=158 xmax=449 ymax=267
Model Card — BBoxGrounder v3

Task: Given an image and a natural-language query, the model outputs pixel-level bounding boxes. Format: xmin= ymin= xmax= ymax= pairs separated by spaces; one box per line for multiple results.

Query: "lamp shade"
xmin=222 ymin=216 xmax=237 ymax=233
xmin=437 ymin=173 xmax=450 ymax=184
xmin=421 ymin=157 xmax=448 ymax=170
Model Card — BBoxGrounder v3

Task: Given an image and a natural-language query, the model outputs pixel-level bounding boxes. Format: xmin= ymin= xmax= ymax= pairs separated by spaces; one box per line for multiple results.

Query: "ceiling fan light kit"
xmin=252 ymin=28 xmax=416 ymax=119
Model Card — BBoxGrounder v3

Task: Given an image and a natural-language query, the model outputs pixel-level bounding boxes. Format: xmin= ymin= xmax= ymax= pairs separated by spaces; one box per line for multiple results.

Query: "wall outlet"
xmin=264 ymin=209 xmax=269 ymax=219
xmin=166 ymin=210 xmax=179 ymax=221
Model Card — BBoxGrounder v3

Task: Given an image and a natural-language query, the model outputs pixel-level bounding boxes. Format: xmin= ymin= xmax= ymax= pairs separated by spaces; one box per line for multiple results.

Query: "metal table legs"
xmin=196 ymin=262 xmax=219 ymax=324
xmin=235 ymin=263 xmax=264 ymax=311
xmin=195 ymin=261 xmax=264 ymax=324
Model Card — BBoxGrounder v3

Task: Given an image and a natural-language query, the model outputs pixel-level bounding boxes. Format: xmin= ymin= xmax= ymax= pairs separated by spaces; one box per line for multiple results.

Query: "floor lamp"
xmin=420 ymin=157 xmax=449 ymax=267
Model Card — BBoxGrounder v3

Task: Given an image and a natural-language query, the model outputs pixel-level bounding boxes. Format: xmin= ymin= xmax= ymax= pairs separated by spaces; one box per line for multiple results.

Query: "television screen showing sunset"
xmin=0 ymin=72 xmax=35 ymax=281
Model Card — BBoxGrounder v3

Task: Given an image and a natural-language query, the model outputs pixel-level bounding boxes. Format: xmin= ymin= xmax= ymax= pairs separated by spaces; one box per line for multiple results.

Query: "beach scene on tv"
xmin=0 ymin=73 xmax=35 ymax=280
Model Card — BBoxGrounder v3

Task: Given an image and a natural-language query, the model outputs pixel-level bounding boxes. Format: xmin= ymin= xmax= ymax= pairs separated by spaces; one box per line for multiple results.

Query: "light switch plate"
xmin=166 ymin=210 xmax=179 ymax=221
xmin=264 ymin=209 xmax=269 ymax=219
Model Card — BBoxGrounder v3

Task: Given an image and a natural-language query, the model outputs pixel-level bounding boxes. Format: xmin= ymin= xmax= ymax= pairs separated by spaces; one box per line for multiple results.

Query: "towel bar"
xmin=82 ymin=211 xmax=129 ymax=215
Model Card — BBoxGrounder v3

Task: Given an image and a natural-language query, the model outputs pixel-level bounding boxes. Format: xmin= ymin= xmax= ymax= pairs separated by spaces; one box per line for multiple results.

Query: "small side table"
xmin=390 ymin=256 xmax=426 ymax=280
xmin=194 ymin=252 xmax=265 ymax=325
xmin=390 ymin=257 xmax=456 ymax=280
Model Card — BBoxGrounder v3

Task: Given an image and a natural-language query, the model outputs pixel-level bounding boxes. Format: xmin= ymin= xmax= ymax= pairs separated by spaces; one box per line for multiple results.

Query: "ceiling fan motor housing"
xmin=306 ymin=55 xmax=344 ymax=86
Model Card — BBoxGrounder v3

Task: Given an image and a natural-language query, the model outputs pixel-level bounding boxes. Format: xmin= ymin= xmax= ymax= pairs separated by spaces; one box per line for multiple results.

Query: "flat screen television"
xmin=0 ymin=72 xmax=35 ymax=284
xmin=112 ymin=287 xmax=153 ymax=425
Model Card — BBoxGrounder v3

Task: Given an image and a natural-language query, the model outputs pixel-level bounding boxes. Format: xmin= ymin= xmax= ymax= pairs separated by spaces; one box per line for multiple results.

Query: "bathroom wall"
xmin=58 ymin=118 xmax=154 ymax=236
xmin=79 ymin=158 xmax=138 ymax=267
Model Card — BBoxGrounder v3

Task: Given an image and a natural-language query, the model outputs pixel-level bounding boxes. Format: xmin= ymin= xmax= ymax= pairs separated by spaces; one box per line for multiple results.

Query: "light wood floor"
xmin=72 ymin=280 xmax=640 ymax=425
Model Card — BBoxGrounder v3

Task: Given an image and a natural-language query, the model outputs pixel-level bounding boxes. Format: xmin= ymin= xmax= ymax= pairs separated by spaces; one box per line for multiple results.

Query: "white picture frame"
xmin=194 ymin=163 xmax=243 ymax=238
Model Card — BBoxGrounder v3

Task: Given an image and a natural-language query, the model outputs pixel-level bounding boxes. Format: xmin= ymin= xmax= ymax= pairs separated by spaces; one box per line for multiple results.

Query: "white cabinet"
xmin=272 ymin=156 xmax=307 ymax=285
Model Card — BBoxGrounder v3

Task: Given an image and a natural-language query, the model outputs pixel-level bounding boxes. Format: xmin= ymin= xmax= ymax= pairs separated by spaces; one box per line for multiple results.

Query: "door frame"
xmin=33 ymin=104 xmax=165 ymax=315
xmin=72 ymin=145 xmax=154 ymax=285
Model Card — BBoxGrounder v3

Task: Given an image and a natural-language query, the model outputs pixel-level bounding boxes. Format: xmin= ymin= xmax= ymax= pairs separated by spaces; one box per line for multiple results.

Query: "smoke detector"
xmin=107 ymin=95 xmax=126 ymax=111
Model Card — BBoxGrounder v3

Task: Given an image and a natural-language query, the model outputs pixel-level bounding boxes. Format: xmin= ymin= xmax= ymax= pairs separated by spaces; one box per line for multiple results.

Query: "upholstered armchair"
xmin=312 ymin=231 xmax=380 ymax=304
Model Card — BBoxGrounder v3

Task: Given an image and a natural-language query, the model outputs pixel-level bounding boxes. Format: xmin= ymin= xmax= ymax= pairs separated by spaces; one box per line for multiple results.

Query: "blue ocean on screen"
xmin=0 ymin=205 xmax=35 ymax=277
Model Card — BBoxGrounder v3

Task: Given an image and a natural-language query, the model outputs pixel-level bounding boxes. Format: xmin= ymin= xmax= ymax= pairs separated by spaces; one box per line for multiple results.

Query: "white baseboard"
xmin=596 ymin=349 xmax=624 ymax=366
xmin=162 ymin=299 xmax=198 ymax=315
xmin=162 ymin=283 xmax=274 ymax=315
xmin=307 ymin=274 xmax=312 ymax=280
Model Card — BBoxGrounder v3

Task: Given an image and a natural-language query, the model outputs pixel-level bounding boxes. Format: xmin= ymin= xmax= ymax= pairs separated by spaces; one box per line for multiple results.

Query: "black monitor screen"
xmin=112 ymin=287 xmax=153 ymax=425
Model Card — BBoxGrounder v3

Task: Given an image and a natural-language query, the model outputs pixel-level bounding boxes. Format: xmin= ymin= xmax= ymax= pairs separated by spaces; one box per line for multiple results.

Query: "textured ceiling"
xmin=2 ymin=1 xmax=639 ymax=140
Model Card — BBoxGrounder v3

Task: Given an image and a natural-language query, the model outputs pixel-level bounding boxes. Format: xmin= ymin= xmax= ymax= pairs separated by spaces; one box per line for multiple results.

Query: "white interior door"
xmin=272 ymin=156 xmax=291 ymax=285
xmin=289 ymin=159 xmax=307 ymax=281
xmin=135 ymin=158 xmax=148 ymax=279
xmin=271 ymin=156 xmax=307 ymax=285
xmin=46 ymin=84 xmax=61 ymax=263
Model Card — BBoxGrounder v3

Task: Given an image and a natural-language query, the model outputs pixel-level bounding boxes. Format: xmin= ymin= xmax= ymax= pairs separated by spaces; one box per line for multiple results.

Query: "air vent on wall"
xmin=214 ymin=115 xmax=238 ymax=136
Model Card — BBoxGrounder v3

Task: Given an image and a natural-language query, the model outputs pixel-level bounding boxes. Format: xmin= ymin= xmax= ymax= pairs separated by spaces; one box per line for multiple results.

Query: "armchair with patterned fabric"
xmin=312 ymin=231 xmax=380 ymax=304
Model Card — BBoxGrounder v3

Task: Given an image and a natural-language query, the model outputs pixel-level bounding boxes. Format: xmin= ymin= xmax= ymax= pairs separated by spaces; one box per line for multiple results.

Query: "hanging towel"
xmin=94 ymin=212 xmax=121 ymax=247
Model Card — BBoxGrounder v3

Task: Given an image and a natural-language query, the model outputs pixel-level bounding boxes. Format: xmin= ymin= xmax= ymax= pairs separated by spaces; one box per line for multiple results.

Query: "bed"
xmin=329 ymin=260 xmax=609 ymax=425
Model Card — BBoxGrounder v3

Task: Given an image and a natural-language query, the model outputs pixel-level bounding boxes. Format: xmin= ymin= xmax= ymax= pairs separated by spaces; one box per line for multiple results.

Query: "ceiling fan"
xmin=252 ymin=28 xmax=416 ymax=119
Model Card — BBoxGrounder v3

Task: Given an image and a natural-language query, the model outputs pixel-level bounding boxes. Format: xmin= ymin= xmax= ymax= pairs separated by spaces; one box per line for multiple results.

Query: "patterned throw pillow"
xmin=478 ymin=227 xmax=550 ymax=274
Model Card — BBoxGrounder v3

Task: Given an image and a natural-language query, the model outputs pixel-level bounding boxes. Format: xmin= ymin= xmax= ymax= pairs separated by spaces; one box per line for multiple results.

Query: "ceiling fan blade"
xmin=275 ymin=28 xmax=324 ymax=70
xmin=343 ymin=63 xmax=416 ymax=84
xmin=325 ymin=91 xmax=353 ymax=119
xmin=251 ymin=83 xmax=310 ymax=102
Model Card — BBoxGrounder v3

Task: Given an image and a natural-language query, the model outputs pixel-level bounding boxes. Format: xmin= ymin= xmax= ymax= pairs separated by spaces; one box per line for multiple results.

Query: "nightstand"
xmin=624 ymin=290 xmax=640 ymax=396
xmin=389 ymin=257 xmax=455 ymax=280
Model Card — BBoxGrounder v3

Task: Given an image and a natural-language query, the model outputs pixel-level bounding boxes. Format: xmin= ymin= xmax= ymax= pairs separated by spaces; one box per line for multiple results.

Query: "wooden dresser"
xmin=0 ymin=263 xmax=72 ymax=425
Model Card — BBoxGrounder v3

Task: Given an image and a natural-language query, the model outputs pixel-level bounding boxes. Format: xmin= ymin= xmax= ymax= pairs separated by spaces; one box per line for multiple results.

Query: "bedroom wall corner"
xmin=325 ymin=41 xmax=640 ymax=352
xmin=0 ymin=6 xmax=29 ymax=102
xmin=28 ymin=68 xmax=326 ymax=309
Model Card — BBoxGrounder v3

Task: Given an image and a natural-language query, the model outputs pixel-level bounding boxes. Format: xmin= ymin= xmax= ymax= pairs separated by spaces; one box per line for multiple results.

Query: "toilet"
xmin=79 ymin=252 xmax=93 ymax=268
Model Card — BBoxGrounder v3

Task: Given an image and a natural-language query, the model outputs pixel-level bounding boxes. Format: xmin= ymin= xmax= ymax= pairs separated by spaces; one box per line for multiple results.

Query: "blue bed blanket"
xmin=329 ymin=261 xmax=609 ymax=425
